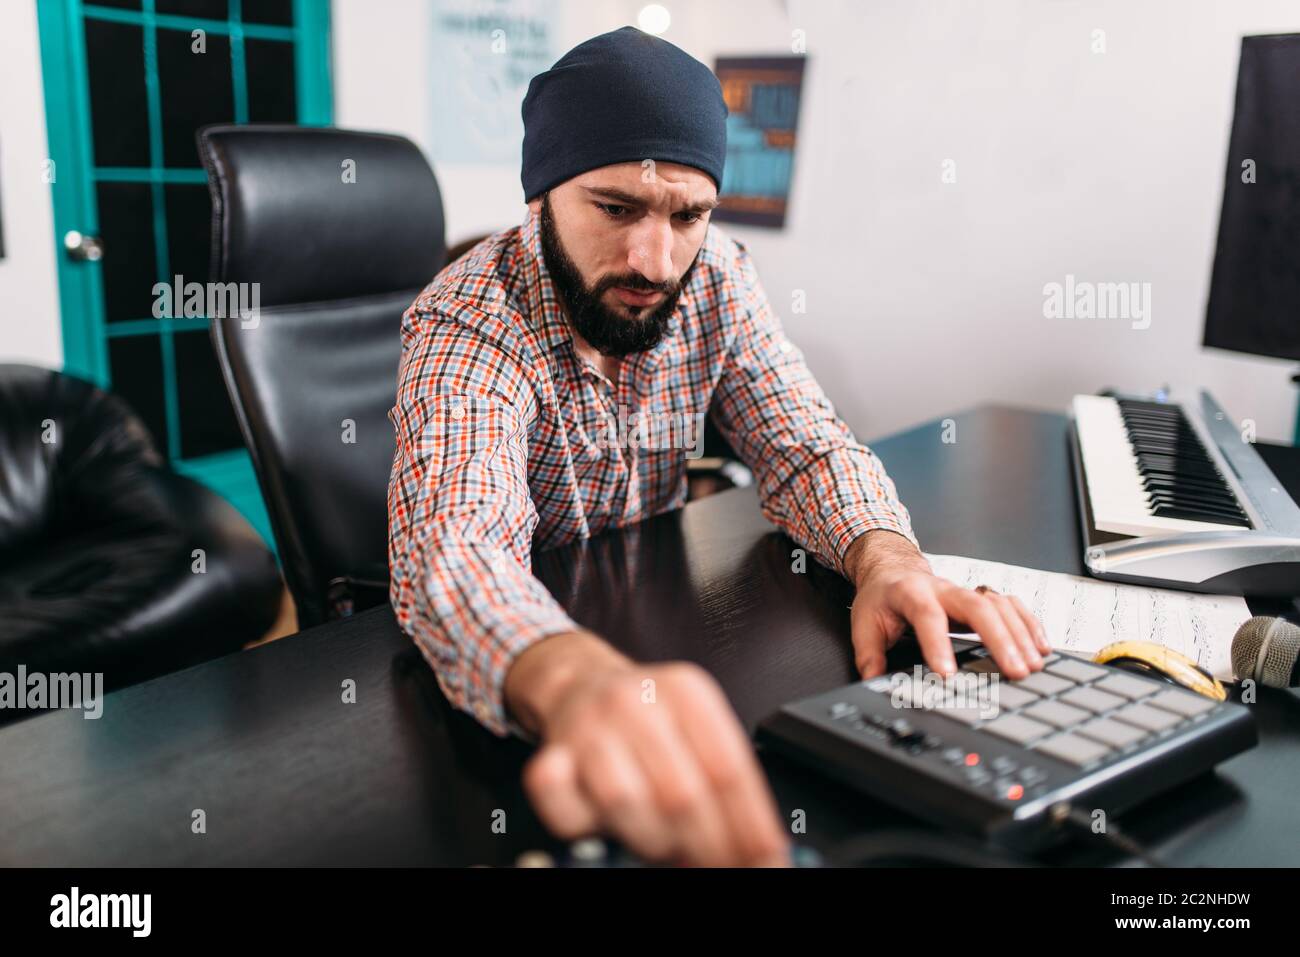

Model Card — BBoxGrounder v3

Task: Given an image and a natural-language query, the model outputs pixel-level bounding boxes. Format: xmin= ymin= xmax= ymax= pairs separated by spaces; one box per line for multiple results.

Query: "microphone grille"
xmin=1232 ymin=616 xmax=1300 ymax=688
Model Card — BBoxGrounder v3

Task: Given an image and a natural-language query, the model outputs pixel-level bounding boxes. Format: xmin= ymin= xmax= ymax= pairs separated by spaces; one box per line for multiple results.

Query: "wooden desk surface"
xmin=1 ymin=406 xmax=1297 ymax=866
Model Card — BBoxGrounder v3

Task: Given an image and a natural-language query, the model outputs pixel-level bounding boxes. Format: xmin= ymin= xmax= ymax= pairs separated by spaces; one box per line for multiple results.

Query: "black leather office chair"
xmin=198 ymin=125 xmax=446 ymax=626
xmin=0 ymin=364 xmax=282 ymax=701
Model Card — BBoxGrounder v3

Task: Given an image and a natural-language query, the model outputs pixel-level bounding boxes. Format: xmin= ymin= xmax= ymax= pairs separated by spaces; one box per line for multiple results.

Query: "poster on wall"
xmin=429 ymin=0 xmax=558 ymax=165
xmin=713 ymin=56 xmax=806 ymax=229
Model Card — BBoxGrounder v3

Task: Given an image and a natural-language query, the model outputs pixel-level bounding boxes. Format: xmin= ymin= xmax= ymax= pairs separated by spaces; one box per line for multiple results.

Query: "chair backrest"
xmin=198 ymin=124 xmax=446 ymax=626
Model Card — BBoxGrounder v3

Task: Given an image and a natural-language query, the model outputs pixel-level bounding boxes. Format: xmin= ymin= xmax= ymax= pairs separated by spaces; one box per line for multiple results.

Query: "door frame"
xmin=37 ymin=0 xmax=334 ymax=542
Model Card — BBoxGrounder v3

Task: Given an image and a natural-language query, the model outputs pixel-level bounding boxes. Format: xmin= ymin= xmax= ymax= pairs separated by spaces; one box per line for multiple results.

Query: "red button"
xmin=1006 ymin=784 xmax=1024 ymax=801
xmin=964 ymin=753 xmax=980 ymax=767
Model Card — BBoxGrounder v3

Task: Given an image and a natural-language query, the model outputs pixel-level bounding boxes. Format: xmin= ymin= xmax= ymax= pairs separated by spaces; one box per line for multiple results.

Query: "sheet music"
xmin=924 ymin=553 xmax=1252 ymax=683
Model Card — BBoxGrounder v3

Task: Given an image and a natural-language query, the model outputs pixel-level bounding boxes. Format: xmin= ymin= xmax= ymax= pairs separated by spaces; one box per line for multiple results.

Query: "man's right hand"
xmin=504 ymin=631 xmax=790 ymax=867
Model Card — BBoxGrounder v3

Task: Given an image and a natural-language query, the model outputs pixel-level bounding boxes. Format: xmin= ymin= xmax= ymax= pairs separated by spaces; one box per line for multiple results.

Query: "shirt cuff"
xmin=461 ymin=611 xmax=580 ymax=738
xmin=822 ymin=504 xmax=920 ymax=579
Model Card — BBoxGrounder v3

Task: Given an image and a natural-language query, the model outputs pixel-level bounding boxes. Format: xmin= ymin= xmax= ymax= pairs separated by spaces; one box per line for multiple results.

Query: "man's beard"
xmin=539 ymin=192 xmax=700 ymax=357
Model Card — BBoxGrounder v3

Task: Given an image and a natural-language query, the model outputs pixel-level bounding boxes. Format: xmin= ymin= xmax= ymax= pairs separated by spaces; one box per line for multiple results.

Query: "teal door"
xmin=37 ymin=0 xmax=333 ymax=545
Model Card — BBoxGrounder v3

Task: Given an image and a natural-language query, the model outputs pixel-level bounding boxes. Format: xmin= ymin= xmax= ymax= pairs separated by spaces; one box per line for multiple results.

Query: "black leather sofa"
xmin=0 ymin=364 xmax=283 ymax=705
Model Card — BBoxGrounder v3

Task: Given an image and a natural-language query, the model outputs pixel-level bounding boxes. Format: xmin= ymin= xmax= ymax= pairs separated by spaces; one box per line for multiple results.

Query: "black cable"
xmin=1055 ymin=804 xmax=1170 ymax=868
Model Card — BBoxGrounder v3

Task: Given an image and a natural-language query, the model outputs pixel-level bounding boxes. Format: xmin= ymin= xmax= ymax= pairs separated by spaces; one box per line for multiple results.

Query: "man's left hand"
xmin=844 ymin=531 xmax=1051 ymax=680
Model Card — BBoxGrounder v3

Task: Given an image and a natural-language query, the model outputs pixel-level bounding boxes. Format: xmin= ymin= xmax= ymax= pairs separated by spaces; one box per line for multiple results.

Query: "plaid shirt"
xmin=388 ymin=206 xmax=916 ymax=736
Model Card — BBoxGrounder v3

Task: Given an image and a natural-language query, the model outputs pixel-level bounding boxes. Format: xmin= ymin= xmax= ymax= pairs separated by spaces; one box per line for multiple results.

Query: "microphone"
xmin=1231 ymin=616 xmax=1300 ymax=688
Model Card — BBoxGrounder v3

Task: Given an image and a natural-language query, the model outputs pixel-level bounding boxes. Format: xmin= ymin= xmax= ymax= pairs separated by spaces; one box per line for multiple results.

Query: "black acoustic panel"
xmin=173 ymin=329 xmax=244 ymax=459
xmin=1204 ymin=34 xmax=1300 ymax=361
xmin=107 ymin=334 xmax=168 ymax=450
xmin=245 ymin=38 xmax=297 ymax=123
xmin=157 ymin=26 xmax=234 ymax=168
xmin=242 ymin=0 xmax=294 ymax=26
xmin=155 ymin=0 xmax=230 ymax=18
xmin=96 ymin=182 xmax=158 ymax=323
xmin=84 ymin=17 xmax=150 ymax=168
xmin=163 ymin=183 xmax=213 ymax=288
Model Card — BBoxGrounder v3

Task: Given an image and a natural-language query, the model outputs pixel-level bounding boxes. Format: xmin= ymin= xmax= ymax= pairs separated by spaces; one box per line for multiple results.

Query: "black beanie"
xmin=520 ymin=26 xmax=729 ymax=202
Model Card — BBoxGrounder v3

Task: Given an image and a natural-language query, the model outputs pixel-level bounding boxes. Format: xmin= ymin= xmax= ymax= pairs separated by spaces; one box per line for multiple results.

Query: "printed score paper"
xmin=923 ymin=553 xmax=1252 ymax=683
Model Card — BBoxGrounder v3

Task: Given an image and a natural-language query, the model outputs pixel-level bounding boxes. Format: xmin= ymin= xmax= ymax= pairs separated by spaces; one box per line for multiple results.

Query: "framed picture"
xmin=713 ymin=56 xmax=806 ymax=229
xmin=429 ymin=0 xmax=558 ymax=164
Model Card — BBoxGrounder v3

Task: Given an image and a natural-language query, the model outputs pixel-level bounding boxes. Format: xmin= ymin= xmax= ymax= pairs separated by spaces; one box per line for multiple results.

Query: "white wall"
xmin=336 ymin=0 xmax=1300 ymax=443
xmin=332 ymin=0 xmax=631 ymax=240
xmin=0 ymin=0 xmax=62 ymax=367
xmin=699 ymin=0 xmax=1300 ymax=444
xmin=4 ymin=0 xmax=1297 ymax=441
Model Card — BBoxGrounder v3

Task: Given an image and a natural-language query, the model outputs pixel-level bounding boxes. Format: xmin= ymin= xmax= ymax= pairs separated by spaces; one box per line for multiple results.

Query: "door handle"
xmin=64 ymin=230 xmax=104 ymax=262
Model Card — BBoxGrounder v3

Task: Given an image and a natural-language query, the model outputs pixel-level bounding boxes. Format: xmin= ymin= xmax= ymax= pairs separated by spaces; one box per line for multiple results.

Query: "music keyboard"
xmin=1073 ymin=394 xmax=1250 ymax=538
xmin=1068 ymin=391 xmax=1300 ymax=597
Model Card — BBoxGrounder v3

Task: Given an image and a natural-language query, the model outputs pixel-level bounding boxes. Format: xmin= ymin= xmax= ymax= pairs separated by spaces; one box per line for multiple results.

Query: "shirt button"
xmin=450 ymin=405 xmax=466 ymax=421
xmin=779 ymin=340 xmax=793 ymax=354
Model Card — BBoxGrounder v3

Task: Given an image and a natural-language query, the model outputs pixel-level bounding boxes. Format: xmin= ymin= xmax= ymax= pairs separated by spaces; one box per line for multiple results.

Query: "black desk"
xmin=2 ymin=406 xmax=1297 ymax=866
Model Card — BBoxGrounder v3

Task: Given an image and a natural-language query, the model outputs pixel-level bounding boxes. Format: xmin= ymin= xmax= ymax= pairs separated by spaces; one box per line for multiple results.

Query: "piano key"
xmin=1072 ymin=395 xmax=1250 ymax=537
xmin=1135 ymin=456 xmax=1225 ymax=480
xmin=1142 ymin=474 xmax=1237 ymax=495
xmin=1150 ymin=488 xmax=1241 ymax=506
xmin=1152 ymin=505 xmax=1249 ymax=527
xmin=1144 ymin=498 xmax=1248 ymax=522
xmin=1144 ymin=493 xmax=1244 ymax=515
